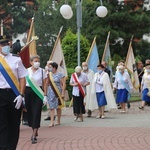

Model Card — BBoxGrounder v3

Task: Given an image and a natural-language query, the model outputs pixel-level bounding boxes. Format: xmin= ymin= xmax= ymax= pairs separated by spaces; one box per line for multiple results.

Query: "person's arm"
xmin=19 ymin=77 xmax=26 ymax=95
xmin=126 ymin=73 xmax=133 ymax=90
xmin=140 ymin=76 xmax=144 ymax=92
xmin=80 ymin=74 xmax=90 ymax=87
xmin=69 ymin=74 xmax=78 ymax=87
xmin=113 ymin=77 xmax=118 ymax=89
xmin=43 ymin=78 xmax=47 ymax=96
xmin=60 ymin=77 xmax=66 ymax=98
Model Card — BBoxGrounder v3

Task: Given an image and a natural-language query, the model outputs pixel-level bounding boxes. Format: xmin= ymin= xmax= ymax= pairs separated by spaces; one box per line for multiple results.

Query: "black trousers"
xmin=0 ymin=89 xmax=22 ymax=150
xmin=73 ymin=93 xmax=85 ymax=115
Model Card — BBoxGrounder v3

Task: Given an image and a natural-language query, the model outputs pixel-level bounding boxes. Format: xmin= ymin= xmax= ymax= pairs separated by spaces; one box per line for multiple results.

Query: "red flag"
xmin=19 ymin=45 xmax=30 ymax=68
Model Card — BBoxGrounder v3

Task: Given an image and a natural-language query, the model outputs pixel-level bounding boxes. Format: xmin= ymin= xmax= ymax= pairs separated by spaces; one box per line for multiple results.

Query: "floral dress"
xmin=47 ymin=72 xmax=64 ymax=109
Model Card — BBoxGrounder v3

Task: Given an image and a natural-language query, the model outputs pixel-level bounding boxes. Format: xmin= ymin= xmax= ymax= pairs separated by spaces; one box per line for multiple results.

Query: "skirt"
xmin=96 ymin=91 xmax=107 ymax=107
xmin=25 ymin=87 xmax=43 ymax=129
xmin=73 ymin=93 xmax=85 ymax=115
xmin=116 ymin=89 xmax=128 ymax=103
xmin=142 ymin=88 xmax=150 ymax=102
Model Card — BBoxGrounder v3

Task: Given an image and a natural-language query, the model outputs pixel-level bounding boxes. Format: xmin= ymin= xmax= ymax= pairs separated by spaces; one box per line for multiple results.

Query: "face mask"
xmin=98 ymin=70 xmax=103 ymax=74
xmin=147 ymin=69 xmax=150 ymax=73
xmin=119 ymin=70 xmax=123 ymax=73
xmin=48 ymin=68 xmax=53 ymax=72
xmin=33 ymin=62 xmax=40 ymax=69
xmin=2 ymin=46 xmax=10 ymax=55
xmin=45 ymin=66 xmax=49 ymax=71
xmin=82 ymin=66 xmax=88 ymax=71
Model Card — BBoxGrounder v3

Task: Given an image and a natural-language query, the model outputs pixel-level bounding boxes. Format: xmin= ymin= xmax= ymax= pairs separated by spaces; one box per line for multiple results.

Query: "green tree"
xmin=0 ymin=0 xmax=37 ymax=36
xmin=81 ymin=0 xmax=150 ymax=61
xmin=62 ymin=28 xmax=90 ymax=68
xmin=34 ymin=0 xmax=66 ymax=67
xmin=34 ymin=0 xmax=150 ymax=66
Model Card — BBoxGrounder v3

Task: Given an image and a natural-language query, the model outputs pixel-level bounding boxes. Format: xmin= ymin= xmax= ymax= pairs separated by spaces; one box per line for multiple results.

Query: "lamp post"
xmin=60 ymin=0 xmax=108 ymax=66
xmin=76 ymin=0 xmax=82 ymax=66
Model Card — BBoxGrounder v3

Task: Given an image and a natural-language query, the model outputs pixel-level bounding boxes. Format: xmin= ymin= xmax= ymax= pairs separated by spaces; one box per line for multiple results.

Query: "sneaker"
xmin=96 ymin=116 xmax=101 ymax=119
xmin=101 ymin=115 xmax=105 ymax=119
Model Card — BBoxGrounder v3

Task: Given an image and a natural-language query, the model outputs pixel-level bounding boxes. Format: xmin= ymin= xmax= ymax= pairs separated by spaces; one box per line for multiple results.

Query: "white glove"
xmin=43 ymin=96 xmax=47 ymax=106
xmin=13 ymin=95 xmax=23 ymax=109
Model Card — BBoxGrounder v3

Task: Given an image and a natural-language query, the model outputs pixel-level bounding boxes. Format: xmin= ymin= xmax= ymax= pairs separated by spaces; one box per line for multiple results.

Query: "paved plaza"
xmin=17 ymin=101 xmax=150 ymax=150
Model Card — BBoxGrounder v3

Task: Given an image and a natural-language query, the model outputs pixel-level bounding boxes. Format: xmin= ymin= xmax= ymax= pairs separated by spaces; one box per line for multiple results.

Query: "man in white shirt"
xmin=82 ymin=62 xmax=94 ymax=117
xmin=0 ymin=35 xmax=28 ymax=149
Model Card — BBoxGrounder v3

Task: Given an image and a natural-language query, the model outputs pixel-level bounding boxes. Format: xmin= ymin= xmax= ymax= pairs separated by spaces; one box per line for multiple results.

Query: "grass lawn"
xmin=64 ymin=93 xmax=141 ymax=107
xmin=130 ymin=95 xmax=141 ymax=102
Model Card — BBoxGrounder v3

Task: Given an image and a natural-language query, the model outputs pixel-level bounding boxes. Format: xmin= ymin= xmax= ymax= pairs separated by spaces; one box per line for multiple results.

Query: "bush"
xmin=66 ymin=68 xmax=74 ymax=100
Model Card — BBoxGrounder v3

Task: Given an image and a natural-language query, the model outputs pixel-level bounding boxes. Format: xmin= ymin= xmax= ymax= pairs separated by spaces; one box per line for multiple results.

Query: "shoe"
xmin=45 ymin=116 xmax=56 ymax=121
xmin=44 ymin=117 xmax=50 ymax=121
xmin=96 ymin=116 xmax=101 ymax=119
xmin=22 ymin=121 xmax=28 ymax=126
xmin=32 ymin=137 xmax=37 ymax=144
xmin=87 ymin=110 xmax=92 ymax=117
xmin=101 ymin=115 xmax=105 ymax=119
xmin=139 ymin=106 xmax=144 ymax=110
xmin=31 ymin=136 xmax=37 ymax=141
xmin=127 ymin=102 xmax=131 ymax=109
xmin=77 ymin=118 xmax=83 ymax=122
xmin=49 ymin=123 xmax=54 ymax=127
xmin=118 ymin=106 xmax=122 ymax=109
xmin=74 ymin=116 xmax=78 ymax=121
xmin=120 ymin=110 xmax=126 ymax=113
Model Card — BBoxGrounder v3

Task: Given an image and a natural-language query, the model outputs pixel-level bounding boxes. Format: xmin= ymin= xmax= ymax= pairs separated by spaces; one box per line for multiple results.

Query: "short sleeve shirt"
xmin=26 ymin=67 xmax=47 ymax=87
xmin=0 ymin=53 xmax=28 ymax=88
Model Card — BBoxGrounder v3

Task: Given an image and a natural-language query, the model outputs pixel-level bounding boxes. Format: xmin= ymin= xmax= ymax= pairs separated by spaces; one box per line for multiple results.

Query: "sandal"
xmin=139 ymin=106 xmax=144 ymax=110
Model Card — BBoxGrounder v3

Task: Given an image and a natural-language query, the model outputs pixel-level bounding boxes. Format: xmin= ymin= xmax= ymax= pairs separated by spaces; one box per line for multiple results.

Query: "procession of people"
xmin=0 ymin=35 xmax=150 ymax=149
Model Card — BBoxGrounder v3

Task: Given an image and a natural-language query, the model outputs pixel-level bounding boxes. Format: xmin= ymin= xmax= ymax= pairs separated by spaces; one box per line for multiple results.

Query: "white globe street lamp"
xmin=60 ymin=4 xmax=73 ymax=19
xmin=96 ymin=6 xmax=108 ymax=18
xmin=62 ymin=11 xmax=73 ymax=20
xmin=60 ymin=0 xmax=108 ymax=66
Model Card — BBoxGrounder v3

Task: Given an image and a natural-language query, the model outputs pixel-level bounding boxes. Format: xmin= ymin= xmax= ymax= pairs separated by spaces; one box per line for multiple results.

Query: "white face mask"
xmin=1 ymin=45 xmax=10 ymax=55
xmin=45 ymin=66 xmax=49 ymax=71
xmin=146 ymin=69 xmax=150 ymax=73
xmin=82 ymin=66 xmax=88 ymax=71
xmin=33 ymin=62 xmax=40 ymax=69
xmin=48 ymin=68 xmax=53 ymax=72
xmin=97 ymin=70 xmax=103 ymax=74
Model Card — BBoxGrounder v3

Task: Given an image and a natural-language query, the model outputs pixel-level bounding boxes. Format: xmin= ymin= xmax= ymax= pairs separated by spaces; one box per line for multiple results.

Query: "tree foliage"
xmin=0 ymin=0 xmax=37 ymax=36
xmin=62 ymin=28 xmax=90 ymax=68
xmin=1 ymin=0 xmax=149 ymax=65
xmin=80 ymin=0 xmax=150 ymax=62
